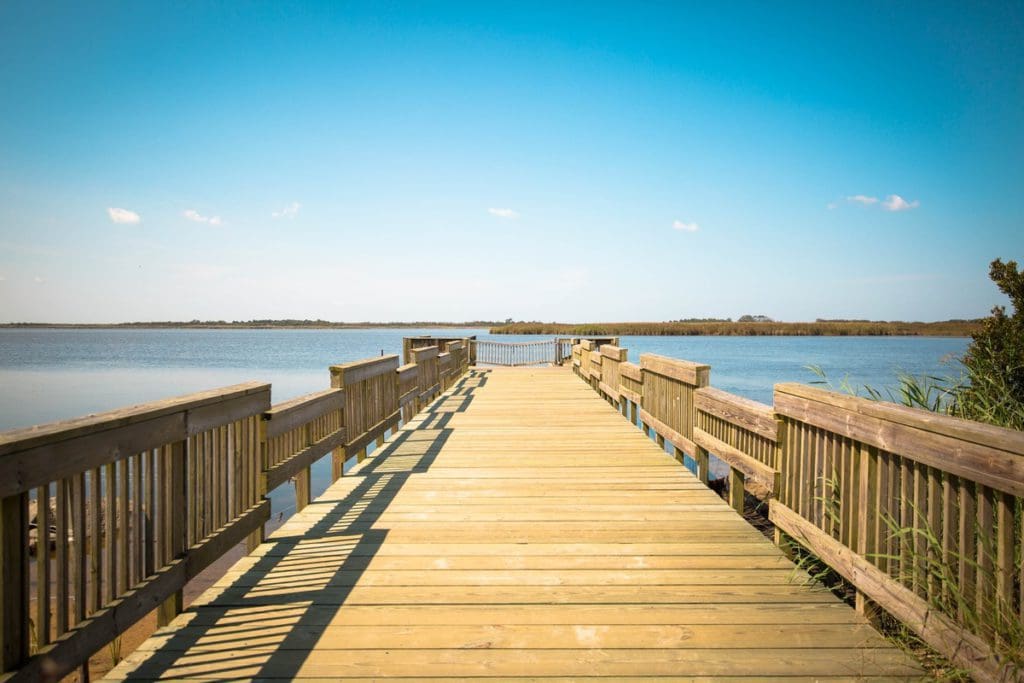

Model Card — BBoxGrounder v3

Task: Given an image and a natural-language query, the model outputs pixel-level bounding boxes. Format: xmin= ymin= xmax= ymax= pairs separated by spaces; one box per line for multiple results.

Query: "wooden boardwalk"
xmin=108 ymin=367 xmax=920 ymax=680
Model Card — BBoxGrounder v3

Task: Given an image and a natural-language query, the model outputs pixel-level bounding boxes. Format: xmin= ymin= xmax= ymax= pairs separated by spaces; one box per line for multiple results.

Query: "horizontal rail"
xmin=570 ymin=341 xmax=1023 ymax=680
xmin=0 ymin=340 xmax=471 ymax=679
xmin=0 ymin=382 xmax=271 ymax=498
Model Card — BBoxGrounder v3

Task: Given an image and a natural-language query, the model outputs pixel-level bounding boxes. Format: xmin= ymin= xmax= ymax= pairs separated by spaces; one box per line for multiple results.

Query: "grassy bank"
xmin=0 ymin=320 xmax=498 ymax=330
xmin=490 ymin=320 xmax=980 ymax=336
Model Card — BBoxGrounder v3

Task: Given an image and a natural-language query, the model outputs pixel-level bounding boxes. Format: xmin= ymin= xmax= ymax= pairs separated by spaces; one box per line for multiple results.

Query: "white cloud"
xmin=488 ymin=207 xmax=519 ymax=219
xmin=107 ymin=207 xmax=141 ymax=224
xmin=33 ymin=276 xmax=45 ymax=284
xmin=881 ymin=194 xmax=920 ymax=212
xmin=846 ymin=195 xmax=879 ymax=206
xmin=672 ymin=219 xmax=699 ymax=233
xmin=839 ymin=194 xmax=919 ymax=212
xmin=826 ymin=202 xmax=838 ymax=210
xmin=183 ymin=209 xmax=223 ymax=225
xmin=272 ymin=202 xmax=301 ymax=219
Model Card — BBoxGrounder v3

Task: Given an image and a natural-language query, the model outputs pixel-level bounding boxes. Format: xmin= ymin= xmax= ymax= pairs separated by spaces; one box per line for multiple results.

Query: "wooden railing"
xmin=0 ymin=344 xmax=469 ymax=680
xmin=472 ymin=339 xmax=559 ymax=366
xmin=571 ymin=341 xmax=1024 ymax=681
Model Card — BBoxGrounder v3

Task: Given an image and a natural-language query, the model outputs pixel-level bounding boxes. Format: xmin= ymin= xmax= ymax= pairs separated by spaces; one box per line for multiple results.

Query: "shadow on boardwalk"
xmin=118 ymin=371 xmax=488 ymax=680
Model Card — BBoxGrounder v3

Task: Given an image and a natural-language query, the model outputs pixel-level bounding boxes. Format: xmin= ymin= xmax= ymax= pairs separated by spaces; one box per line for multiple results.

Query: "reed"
xmin=491 ymin=320 xmax=981 ymax=336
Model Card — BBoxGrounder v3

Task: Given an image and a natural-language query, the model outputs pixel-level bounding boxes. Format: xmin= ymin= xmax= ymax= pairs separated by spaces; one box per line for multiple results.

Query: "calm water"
xmin=0 ymin=328 xmax=968 ymax=516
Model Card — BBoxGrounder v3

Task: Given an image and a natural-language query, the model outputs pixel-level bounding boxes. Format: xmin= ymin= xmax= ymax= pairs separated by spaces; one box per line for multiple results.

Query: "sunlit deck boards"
xmin=108 ymin=367 xmax=920 ymax=680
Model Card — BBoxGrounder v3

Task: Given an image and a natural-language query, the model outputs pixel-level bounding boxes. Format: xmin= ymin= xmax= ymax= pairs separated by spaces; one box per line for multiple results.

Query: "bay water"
xmin=0 ymin=328 xmax=968 ymax=518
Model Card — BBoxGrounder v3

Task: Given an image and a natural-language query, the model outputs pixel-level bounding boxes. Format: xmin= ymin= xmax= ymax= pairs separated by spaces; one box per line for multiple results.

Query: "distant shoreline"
xmin=490 ymin=320 xmax=980 ymax=337
xmin=0 ymin=321 xmax=493 ymax=330
xmin=0 ymin=319 xmax=980 ymax=337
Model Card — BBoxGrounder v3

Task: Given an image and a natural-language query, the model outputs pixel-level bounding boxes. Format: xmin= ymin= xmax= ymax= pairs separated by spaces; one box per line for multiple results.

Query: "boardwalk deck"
xmin=108 ymin=367 xmax=921 ymax=680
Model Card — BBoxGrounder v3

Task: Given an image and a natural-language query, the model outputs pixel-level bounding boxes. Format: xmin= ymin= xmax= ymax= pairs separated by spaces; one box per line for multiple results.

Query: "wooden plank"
xmin=264 ymin=427 xmax=347 ymax=493
xmin=640 ymin=353 xmax=710 ymax=386
xmin=774 ymin=389 xmax=1024 ymax=498
xmin=695 ymin=387 xmax=777 ymax=441
xmin=0 ymin=386 xmax=270 ymax=499
xmin=598 ymin=381 xmax=620 ymax=402
xmin=0 ymin=493 xmax=29 ymax=673
xmin=770 ymin=499 xmax=1004 ymax=682
xmin=107 ymin=367 xmax=918 ymax=683
xmin=345 ymin=411 xmax=401 ymax=459
xmin=638 ymin=409 xmax=696 ymax=457
xmin=776 ymin=382 xmax=1024 ymax=455
xmin=330 ymin=355 xmax=400 ymax=385
xmin=8 ymin=500 xmax=269 ymax=683
xmin=620 ymin=361 xmax=642 ymax=382
xmin=0 ymin=381 xmax=269 ymax=456
xmin=600 ymin=344 xmax=628 ymax=361
xmin=262 ymin=389 xmax=344 ymax=440
xmin=693 ymin=427 xmax=777 ymax=492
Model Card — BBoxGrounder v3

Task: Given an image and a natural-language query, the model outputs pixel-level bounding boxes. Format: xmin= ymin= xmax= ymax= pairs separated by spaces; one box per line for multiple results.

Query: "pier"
xmin=1 ymin=339 xmax=1021 ymax=681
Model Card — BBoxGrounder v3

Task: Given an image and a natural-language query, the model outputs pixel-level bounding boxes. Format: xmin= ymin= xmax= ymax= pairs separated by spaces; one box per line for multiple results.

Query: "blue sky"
xmin=1 ymin=2 xmax=1021 ymax=323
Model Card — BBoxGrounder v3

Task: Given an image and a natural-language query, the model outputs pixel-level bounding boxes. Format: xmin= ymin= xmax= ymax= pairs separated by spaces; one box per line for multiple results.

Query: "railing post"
xmin=772 ymin=416 xmax=791 ymax=553
xmin=250 ymin=419 xmax=269 ymax=551
xmin=695 ymin=446 xmax=710 ymax=485
xmin=729 ymin=467 xmax=745 ymax=514
xmin=330 ymin=369 xmax=347 ymax=479
xmin=855 ymin=443 xmax=880 ymax=622
xmin=157 ymin=439 xmax=186 ymax=627
xmin=0 ymin=492 xmax=29 ymax=675
xmin=295 ymin=423 xmax=312 ymax=511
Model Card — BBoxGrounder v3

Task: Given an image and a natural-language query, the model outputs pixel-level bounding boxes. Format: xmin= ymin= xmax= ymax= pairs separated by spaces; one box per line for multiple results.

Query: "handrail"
xmin=569 ymin=341 xmax=1023 ymax=681
xmin=0 ymin=382 xmax=272 ymax=679
xmin=0 ymin=343 xmax=470 ymax=680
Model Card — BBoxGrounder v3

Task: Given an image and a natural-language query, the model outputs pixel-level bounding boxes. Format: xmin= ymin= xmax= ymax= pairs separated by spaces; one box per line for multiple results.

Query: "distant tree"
xmin=737 ymin=314 xmax=773 ymax=323
xmin=956 ymin=259 xmax=1024 ymax=428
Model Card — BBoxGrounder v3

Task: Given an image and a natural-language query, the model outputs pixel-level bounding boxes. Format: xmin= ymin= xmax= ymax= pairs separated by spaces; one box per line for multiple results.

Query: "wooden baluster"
xmin=36 ymin=483 xmax=51 ymax=649
xmin=0 ymin=492 xmax=29 ymax=674
xmin=157 ymin=439 xmax=186 ymax=627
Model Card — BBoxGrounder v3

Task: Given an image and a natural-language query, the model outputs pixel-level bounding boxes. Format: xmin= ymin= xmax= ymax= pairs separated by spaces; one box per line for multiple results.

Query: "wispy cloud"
xmin=837 ymin=194 xmax=920 ymax=211
xmin=672 ymin=219 xmax=699 ymax=233
xmin=183 ymin=209 xmax=223 ymax=226
xmin=488 ymin=207 xmax=519 ymax=219
xmin=107 ymin=207 xmax=141 ymax=224
xmin=33 ymin=276 xmax=45 ymax=284
xmin=846 ymin=195 xmax=879 ymax=206
xmin=881 ymin=194 xmax=920 ymax=212
xmin=272 ymin=202 xmax=301 ymax=219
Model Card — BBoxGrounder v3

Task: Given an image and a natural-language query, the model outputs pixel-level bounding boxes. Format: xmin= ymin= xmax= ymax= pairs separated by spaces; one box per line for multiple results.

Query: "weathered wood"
xmin=111 ymin=367 xmax=916 ymax=682
xmin=695 ymin=387 xmax=777 ymax=441
xmin=0 ymin=384 xmax=271 ymax=498
xmin=728 ymin=467 xmax=745 ymax=514
xmin=600 ymin=344 xmax=628 ymax=361
xmin=330 ymin=355 xmax=401 ymax=385
xmin=776 ymin=382 xmax=1024 ymax=455
xmin=620 ymin=361 xmax=642 ymax=382
xmin=264 ymin=427 xmax=347 ymax=493
xmin=8 ymin=500 xmax=269 ymax=683
xmin=774 ymin=388 xmax=1024 ymax=498
xmin=0 ymin=381 xmax=269 ymax=457
xmin=769 ymin=500 xmax=1004 ymax=682
xmin=262 ymin=389 xmax=344 ymax=440
xmin=640 ymin=353 xmax=710 ymax=386
xmin=693 ymin=427 xmax=776 ymax=492
xmin=345 ymin=411 xmax=402 ymax=460
xmin=0 ymin=493 xmax=29 ymax=674
xmin=638 ymin=408 xmax=697 ymax=457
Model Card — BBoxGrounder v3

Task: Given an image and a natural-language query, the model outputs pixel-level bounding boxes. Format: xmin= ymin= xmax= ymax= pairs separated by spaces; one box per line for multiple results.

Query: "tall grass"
xmin=804 ymin=364 xmax=1024 ymax=678
xmin=492 ymin=320 xmax=981 ymax=336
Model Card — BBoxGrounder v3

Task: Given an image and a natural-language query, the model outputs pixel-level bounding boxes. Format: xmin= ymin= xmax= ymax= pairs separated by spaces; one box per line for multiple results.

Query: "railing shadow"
xmin=118 ymin=371 xmax=488 ymax=680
